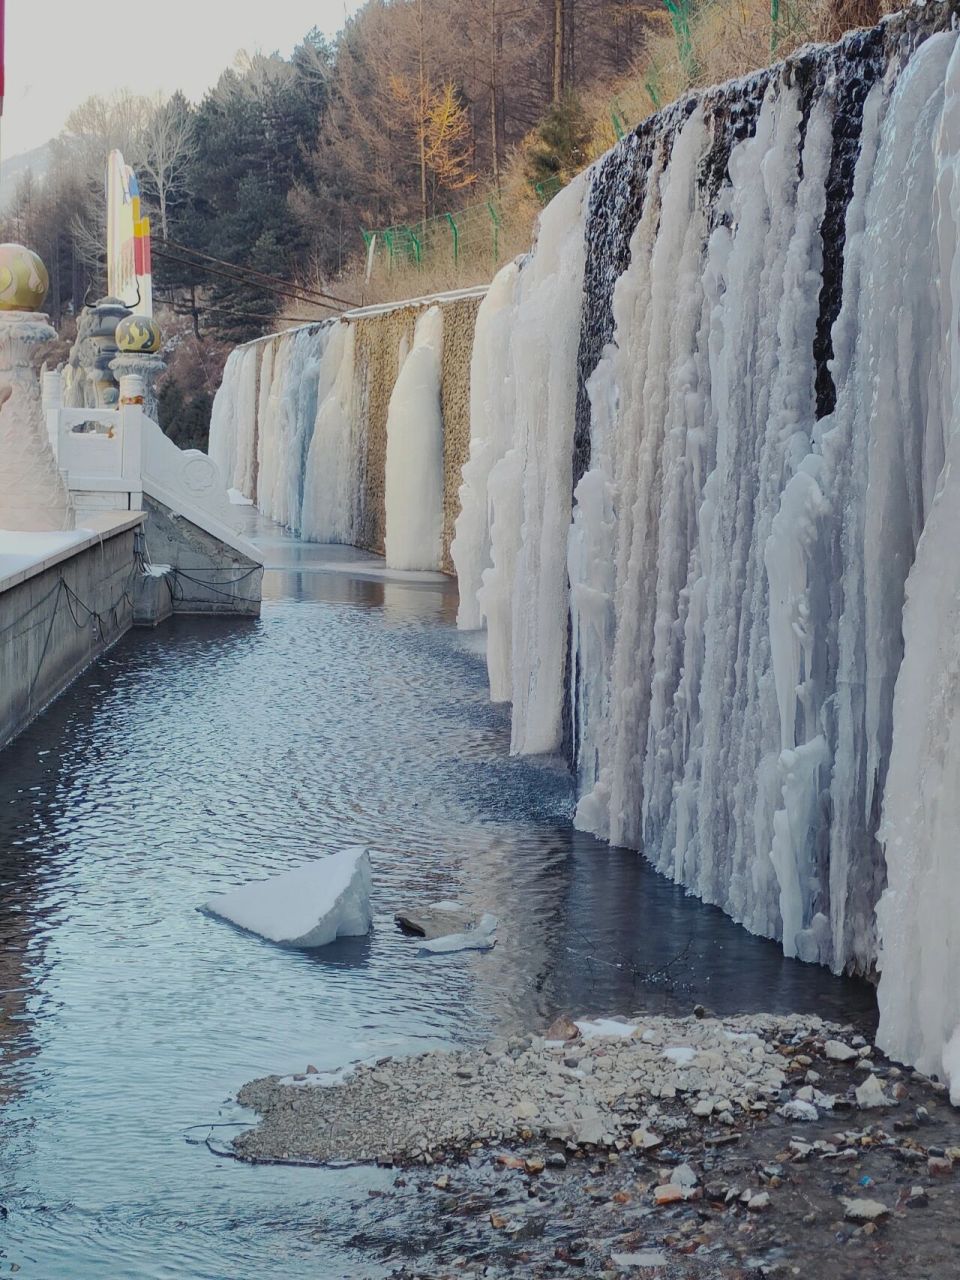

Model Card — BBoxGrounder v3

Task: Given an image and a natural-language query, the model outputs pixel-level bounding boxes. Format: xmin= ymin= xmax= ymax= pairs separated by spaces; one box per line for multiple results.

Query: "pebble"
xmin=672 ymin=1163 xmax=698 ymax=1188
xmin=824 ymin=1041 xmax=859 ymax=1063
xmin=778 ymin=1100 xmax=818 ymax=1123
xmin=841 ymin=1197 xmax=890 ymax=1222
xmin=612 ymin=1251 xmax=669 ymax=1268
xmin=653 ymin=1183 xmax=687 ymax=1205
xmin=856 ymin=1074 xmax=894 ymax=1109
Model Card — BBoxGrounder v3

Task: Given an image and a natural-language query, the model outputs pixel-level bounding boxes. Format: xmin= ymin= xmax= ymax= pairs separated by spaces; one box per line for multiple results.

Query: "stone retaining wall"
xmin=0 ymin=519 xmax=140 ymax=751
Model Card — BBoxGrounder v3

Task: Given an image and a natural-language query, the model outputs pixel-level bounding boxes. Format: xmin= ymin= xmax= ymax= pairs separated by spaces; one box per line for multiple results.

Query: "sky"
xmin=0 ymin=0 xmax=365 ymax=161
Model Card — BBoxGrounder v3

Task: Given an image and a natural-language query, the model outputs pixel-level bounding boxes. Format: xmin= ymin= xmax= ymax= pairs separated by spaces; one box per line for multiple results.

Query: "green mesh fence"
xmin=362 ymin=197 xmax=510 ymax=274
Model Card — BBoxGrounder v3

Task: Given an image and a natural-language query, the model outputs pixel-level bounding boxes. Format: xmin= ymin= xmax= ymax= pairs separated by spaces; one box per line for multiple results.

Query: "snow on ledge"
xmin=0 ymin=528 xmax=95 ymax=579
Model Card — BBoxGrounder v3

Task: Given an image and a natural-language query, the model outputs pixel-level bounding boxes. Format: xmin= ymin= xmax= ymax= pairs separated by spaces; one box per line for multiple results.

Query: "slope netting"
xmin=361 ymin=179 xmax=562 ymax=273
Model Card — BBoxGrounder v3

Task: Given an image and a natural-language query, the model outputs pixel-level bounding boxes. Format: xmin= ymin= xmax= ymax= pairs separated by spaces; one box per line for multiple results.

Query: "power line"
xmin=152 ymin=244 xmax=347 ymax=315
xmin=172 ymin=302 xmax=327 ymax=328
xmin=155 ymin=237 xmax=358 ymax=311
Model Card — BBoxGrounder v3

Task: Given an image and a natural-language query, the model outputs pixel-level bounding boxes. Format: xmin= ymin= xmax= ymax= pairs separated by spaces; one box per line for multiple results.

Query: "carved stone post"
xmin=110 ymin=351 xmax=166 ymax=424
xmin=0 ymin=245 xmax=74 ymax=531
xmin=111 ymin=313 xmax=164 ymax=424
xmin=86 ymin=297 xmax=132 ymax=408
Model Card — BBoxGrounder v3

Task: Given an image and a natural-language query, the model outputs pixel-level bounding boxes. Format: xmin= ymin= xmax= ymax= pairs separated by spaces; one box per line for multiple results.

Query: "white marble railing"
xmin=44 ymin=373 xmax=260 ymax=563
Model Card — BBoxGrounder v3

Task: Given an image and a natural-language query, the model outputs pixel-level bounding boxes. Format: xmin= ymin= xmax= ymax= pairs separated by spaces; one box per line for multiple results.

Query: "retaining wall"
xmin=0 ymin=517 xmax=142 ymax=750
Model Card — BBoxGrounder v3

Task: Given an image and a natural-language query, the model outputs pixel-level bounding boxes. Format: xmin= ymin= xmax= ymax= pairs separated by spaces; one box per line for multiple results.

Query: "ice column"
xmin=301 ymin=322 xmax=360 ymax=544
xmin=504 ymin=173 xmax=589 ymax=755
xmin=451 ymin=261 xmax=521 ymax=630
xmin=383 ymin=305 xmax=445 ymax=570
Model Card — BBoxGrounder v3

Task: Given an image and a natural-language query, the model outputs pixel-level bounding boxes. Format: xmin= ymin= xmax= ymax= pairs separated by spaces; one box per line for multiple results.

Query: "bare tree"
xmin=62 ymin=91 xmax=152 ymax=174
xmin=140 ymin=94 xmax=197 ymax=238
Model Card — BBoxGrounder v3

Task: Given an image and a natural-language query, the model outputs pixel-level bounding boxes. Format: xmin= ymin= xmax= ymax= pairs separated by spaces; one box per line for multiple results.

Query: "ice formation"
xmin=384 ymin=305 xmax=445 ymax=570
xmin=204 ymin=847 xmax=373 ymax=948
xmin=301 ymin=322 xmax=360 ymax=544
xmin=875 ymin=32 xmax=960 ymax=1099
xmin=450 ymin=262 xmax=520 ymax=629
xmin=208 ymin=4 xmax=960 ymax=1086
xmin=417 ymin=912 xmax=498 ymax=954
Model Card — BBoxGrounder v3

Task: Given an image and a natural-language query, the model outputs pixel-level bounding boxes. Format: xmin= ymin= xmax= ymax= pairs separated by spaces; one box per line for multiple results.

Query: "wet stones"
xmin=824 ymin=1040 xmax=859 ymax=1062
xmin=841 ymin=1196 xmax=890 ymax=1222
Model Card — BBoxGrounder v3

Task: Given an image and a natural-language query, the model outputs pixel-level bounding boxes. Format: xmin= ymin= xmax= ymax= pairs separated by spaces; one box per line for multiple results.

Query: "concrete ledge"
xmin=0 ymin=512 xmax=143 ymax=594
xmin=0 ymin=518 xmax=141 ymax=750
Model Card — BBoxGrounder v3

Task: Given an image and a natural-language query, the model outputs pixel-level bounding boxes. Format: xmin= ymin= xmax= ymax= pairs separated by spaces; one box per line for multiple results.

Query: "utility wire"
xmin=155 ymin=237 xmax=358 ymax=311
xmin=152 ymin=245 xmax=348 ymax=315
xmin=171 ymin=303 xmax=326 ymax=328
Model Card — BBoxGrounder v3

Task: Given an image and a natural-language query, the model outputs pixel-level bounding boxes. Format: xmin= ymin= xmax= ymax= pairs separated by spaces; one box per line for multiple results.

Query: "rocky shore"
xmin=233 ymin=1012 xmax=960 ymax=1277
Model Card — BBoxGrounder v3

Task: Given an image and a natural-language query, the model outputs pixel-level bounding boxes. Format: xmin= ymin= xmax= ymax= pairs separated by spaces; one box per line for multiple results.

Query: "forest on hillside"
xmin=2 ymin=1 xmax=659 ymax=334
xmin=0 ymin=0 xmax=882 ymax=443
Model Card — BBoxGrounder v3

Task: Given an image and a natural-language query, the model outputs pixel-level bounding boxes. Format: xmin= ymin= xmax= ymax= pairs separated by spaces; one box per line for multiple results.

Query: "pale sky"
xmin=1 ymin=0 xmax=365 ymax=161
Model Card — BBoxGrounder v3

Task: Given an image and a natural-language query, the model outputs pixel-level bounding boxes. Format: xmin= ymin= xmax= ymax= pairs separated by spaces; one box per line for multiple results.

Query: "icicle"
xmin=451 ymin=262 xmax=520 ymax=630
xmin=384 ymin=306 xmax=445 ymax=571
xmin=507 ymin=172 xmax=590 ymax=756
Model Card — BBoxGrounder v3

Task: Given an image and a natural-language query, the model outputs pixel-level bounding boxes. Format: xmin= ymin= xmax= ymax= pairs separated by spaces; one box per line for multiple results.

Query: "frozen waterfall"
xmin=208 ymin=2 xmax=960 ymax=1092
xmin=384 ymin=305 xmax=445 ymax=571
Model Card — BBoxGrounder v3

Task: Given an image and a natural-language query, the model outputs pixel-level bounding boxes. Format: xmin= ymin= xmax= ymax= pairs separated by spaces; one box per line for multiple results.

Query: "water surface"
xmin=0 ymin=523 xmax=875 ymax=1277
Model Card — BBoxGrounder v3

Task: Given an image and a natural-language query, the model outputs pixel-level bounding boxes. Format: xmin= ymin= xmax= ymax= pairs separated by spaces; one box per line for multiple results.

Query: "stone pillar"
xmin=86 ymin=297 xmax=132 ymax=408
xmin=0 ymin=311 xmax=74 ymax=531
xmin=110 ymin=351 xmax=166 ymax=424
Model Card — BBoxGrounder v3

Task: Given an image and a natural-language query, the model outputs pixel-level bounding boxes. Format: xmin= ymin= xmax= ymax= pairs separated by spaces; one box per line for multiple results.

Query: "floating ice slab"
xmin=204 ymin=848 xmax=372 ymax=948
xmin=417 ymin=912 xmax=498 ymax=954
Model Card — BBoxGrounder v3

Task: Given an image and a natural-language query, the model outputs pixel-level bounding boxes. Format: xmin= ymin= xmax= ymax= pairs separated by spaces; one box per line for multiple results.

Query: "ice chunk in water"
xmin=417 ymin=912 xmax=498 ymax=954
xmin=204 ymin=847 xmax=372 ymax=948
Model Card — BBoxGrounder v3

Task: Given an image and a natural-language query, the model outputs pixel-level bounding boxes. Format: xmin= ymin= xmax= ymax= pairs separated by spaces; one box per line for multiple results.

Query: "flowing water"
xmin=0 ymin=521 xmax=873 ymax=1278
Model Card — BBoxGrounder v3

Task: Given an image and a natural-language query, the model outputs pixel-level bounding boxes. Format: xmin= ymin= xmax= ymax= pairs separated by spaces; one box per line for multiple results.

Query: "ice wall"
xmin=875 ymin=34 xmax=960 ymax=1097
xmin=455 ymin=3 xmax=960 ymax=1045
xmin=209 ymin=0 xmax=960 ymax=1088
xmin=209 ymin=294 xmax=481 ymax=564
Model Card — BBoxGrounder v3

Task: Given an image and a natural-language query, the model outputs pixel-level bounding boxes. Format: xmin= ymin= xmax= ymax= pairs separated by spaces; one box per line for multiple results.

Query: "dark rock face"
xmin=809 ymin=28 xmax=887 ymax=419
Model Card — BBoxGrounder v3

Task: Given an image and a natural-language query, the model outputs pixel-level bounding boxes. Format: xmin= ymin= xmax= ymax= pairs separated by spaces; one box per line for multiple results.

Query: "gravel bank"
xmin=231 ymin=1011 xmax=960 ymax=1278
xmin=235 ymin=1012 xmax=879 ymax=1166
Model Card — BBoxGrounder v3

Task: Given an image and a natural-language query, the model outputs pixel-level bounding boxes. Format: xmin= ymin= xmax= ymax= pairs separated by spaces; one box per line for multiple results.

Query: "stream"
xmin=0 ymin=520 xmax=874 ymax=1278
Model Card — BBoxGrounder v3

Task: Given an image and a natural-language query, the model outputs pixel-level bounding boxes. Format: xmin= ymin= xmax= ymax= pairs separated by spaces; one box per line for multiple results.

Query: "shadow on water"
xmin=0 ymin=523 xmax=875 ymax=1278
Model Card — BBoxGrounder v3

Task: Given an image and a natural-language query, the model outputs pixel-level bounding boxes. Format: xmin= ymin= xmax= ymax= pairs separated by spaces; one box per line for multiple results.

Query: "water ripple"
xmin=0 ymin=529 xmax=875 ymax=1277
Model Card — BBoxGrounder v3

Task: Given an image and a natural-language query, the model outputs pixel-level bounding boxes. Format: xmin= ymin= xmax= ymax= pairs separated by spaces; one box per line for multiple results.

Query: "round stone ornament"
xmin=0 ymin=243 xmax=49 ymax=312
xmin=116 ymin=313 xmax=162 ymax=354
